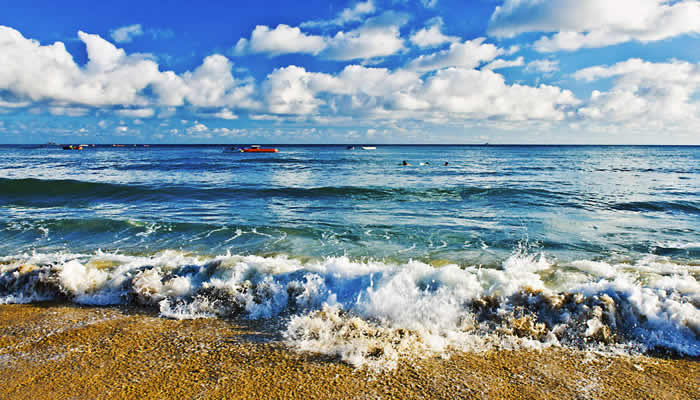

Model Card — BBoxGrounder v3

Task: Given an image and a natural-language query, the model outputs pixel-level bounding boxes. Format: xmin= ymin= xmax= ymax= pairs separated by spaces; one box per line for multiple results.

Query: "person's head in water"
xmin=402 ymin=160 xmax=408 ymax=166
xmin=444 ymin=161 xmax=449 ymax=166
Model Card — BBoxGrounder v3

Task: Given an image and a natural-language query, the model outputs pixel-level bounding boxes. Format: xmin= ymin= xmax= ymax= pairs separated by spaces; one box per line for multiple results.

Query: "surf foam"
xmin=1 ymin=249 xmax=698 ymax=369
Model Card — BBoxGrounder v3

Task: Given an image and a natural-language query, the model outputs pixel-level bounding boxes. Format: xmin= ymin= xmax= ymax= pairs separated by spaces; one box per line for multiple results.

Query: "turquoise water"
xmin=1 ymin=145 xmax=698 ymax=262
xmin=1 ymin=144 xmax=698 ymax=367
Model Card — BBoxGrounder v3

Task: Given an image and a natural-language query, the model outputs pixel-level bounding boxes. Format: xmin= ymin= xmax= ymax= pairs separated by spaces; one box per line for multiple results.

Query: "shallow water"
xmin=1 ymin=144 xmax=698 ymax=368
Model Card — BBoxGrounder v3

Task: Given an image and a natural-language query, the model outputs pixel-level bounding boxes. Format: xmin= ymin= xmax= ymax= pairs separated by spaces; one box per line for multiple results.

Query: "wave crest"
xmin=1 ymin=250 xmax=698 ymax=369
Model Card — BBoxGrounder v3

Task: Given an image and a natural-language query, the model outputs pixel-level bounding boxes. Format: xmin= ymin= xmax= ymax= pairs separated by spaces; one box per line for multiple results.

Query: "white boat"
xmin=361 ymin=146 xmax=376 ymax=150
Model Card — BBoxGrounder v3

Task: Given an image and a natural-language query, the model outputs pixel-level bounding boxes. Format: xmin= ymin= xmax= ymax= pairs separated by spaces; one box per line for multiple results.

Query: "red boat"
xmin=241 ymin=145 xmax=278 ymax=153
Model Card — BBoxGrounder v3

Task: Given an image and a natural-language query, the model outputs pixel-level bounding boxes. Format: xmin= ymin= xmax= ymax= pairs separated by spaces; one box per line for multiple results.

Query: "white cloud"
xmin=417 ymin=68 xmax=579 ymax=120
xmin=322 ymin=12 xmax=407 ymax=60
xmin=155 ymin=54 xmax=258 ymax=108
xmin=233 ymin=12 xmax=407 ymax=61
xmin=116 ymin=108 xmax=155 ymax=118
xmin=573 ymin=59 xmax=700 ymax=127
xmin=489 ymin=0 xmax=700 ymax=52
xmin=258 ymin=63 xmax=579 ymax=122
xmin=525 ymin=59 xmax=560 ymax=74
xmin=0 ymin=26 xmax=256 ymax=116
xmin=262 ymin=66 xmax=327 ymax=115
xmin=49 ymin=106 xmax=89 ymax=117
xmin=410 ymin=18 xmax=459 ymax=48
xmin=212 ymin=108 xmax=238 ymax=120
xmin=212 ymin=127 xmax=246 ymax=136
xmin=407 ymin=38 xmax=503 ymax=72
xmin=0 ymin=99 xmax=30 ymax=108
xmin=110 ymin=24 xmax=144 ymax=43
xmin=250 ymin=114 xmax=285 ymax=121
xmin=188 ymin=123 xmax=209 ymax=133
xmin=482 ymin=56 xmax=525 ymax=71
xmin=301 ymin=1 xmax=376 ymax=28
xmin=197 ymin=108 xmax=238 ymax=120
xmin=233 ymin=25 xmax=326 ymax=56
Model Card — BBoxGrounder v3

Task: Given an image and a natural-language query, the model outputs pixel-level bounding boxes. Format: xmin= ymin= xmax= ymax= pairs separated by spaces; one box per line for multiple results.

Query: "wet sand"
xmin=0 ymin=303 xmax=697 ymax=400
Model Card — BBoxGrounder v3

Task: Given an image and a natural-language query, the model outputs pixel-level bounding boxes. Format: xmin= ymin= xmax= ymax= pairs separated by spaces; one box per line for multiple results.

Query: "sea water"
xmin=0 ymin=144 xmax=698 ymax=369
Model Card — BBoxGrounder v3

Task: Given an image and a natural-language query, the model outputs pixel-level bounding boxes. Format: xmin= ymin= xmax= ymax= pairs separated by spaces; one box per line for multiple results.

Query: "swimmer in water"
xmin=402 ymin=160 xmax=411 ymax=166
xmin=444 ymin=161 xmax=449 ymax=166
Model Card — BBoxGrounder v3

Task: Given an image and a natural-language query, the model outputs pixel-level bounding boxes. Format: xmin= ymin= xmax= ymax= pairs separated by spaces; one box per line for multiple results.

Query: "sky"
xmin=1 ymin=0 xmax=699 ymax=144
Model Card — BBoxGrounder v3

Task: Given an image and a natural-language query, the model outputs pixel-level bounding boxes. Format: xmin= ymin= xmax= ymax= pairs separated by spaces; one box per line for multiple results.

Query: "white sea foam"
xmin=0 ymin=249 xmax=698 ymax=369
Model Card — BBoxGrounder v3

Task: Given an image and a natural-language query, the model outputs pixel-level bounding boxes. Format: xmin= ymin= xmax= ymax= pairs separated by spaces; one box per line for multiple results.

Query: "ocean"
xmin=0 ymin=144 xmax=698 ymax=369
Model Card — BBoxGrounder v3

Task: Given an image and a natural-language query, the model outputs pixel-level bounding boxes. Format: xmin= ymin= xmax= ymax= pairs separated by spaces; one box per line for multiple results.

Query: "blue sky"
xmin=1 ymin=0 xmax=699 ymax=144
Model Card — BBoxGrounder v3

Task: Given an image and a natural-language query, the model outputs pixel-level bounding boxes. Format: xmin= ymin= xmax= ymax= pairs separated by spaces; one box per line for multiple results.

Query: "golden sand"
xmin=0 ymin=304 xmax=697 ymax=399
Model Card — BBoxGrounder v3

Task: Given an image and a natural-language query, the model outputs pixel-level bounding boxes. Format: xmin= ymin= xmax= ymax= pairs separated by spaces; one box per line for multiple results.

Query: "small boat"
xmin=62 ymin=145 xmax=83 ymax=150
xmin=241 ymin=145 xmax=278 ymax=153
xmin=361 ymin=146 xmax=376 ymax=150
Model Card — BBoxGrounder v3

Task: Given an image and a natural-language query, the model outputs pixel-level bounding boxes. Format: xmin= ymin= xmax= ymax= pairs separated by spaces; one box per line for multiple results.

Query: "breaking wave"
xmin=1 ymin=248 xmax=698 ymax=370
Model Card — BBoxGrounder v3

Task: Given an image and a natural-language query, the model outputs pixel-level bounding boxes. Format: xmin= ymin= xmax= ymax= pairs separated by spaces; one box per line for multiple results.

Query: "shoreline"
xmin=1 ymin=303 xmax=697 ymax=399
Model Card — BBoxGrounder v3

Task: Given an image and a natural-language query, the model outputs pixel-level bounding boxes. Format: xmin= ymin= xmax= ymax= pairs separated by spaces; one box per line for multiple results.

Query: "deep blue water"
xmin=0 ymin=144 xmax=698 ymax=263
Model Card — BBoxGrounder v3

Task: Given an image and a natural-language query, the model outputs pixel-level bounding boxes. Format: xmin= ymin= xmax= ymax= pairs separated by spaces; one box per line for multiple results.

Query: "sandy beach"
xmin=0 ymin=303 xmax=697 ymax=400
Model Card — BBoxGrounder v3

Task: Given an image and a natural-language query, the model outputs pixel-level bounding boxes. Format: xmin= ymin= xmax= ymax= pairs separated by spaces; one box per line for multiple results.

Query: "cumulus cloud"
xmin=188 ymin=123 xmax=209 ymax=133
xmin=410 ymin=17 xmax=459 ymax=48
xmin=234 ymin=12 xmax=407 ymax=61
xmin=212 ymin=108 xmax=238 ymax=120
xmin=0 ymin=27 xmax=160 ymax=107
xmin=573 ymin=59 xmax=700 ymax=127
xmin=116 ymin=108 xmax=155 ymax=118
xmin=0 ymin=26 xmax=256 ymax=116
xmin=301 ymin=0 xmax=376 ymax=28
xmin=417 ymin=68 xmax=579 ymax=120
xmin=407 ymin=38 xmax=503 ymax=72
xmin=154 ymin=54 xmax=259 ymax=109
xmin=233 ymin=25 xmax=326 ymax=56
xmin=259 ymin=63 xmax=579 ymax=122
xmin=525 ymin=59 xmax=560 ymax=74
xmin=488 ymin=0 xmax=700 ymax=52
xmin=322 ymin=12 xmax=407 ymax=60
xmin=482 ymin=56 xmax=525 ymax=71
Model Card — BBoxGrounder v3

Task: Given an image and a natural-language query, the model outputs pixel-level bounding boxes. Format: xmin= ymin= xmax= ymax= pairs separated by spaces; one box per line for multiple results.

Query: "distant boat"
xmin=361 ymin=146 xmax=376 ymax=150
xmin=346 ymin=146 xmax=355 ymax=150
xmin=240 ymin=145 xmax=278 ymax=153
xmin=62 ymin=145 xmax=83 ymax=150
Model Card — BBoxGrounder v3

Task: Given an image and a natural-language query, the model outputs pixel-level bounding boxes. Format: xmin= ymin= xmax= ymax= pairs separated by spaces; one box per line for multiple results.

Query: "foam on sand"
xmin=1 ymin=248 xmax=698 ymax=369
